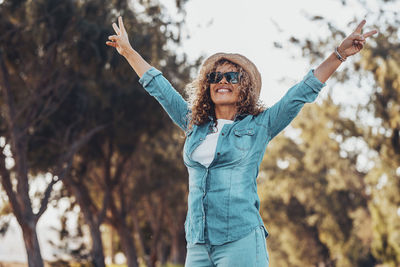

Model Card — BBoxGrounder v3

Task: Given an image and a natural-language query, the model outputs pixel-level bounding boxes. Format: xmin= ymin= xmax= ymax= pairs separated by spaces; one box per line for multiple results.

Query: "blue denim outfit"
xmin=184 ymin=225 xmax=269 ymax=267
xmin=139 ymin=67 xmax=326 ymax=247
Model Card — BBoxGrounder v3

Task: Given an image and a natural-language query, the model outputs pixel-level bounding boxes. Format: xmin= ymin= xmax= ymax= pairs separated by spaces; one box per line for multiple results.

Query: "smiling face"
xmin=209 ymin=63 xmax=241 ymax=107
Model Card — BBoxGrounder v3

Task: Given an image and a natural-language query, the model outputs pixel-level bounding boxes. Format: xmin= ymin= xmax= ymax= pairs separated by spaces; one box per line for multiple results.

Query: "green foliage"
xmin=259 ymin=99 xmax=372 ymax=266
xmin=0 ymin=0 xmax=194 ymax=264
xmin=261 ymin=1 xmax=400 ymax=266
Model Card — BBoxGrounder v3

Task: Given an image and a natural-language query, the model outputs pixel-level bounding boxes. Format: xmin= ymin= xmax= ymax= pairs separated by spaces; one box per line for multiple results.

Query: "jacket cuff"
xmin=139 ymin=67 xmax=163 ymax=87
xmin=303 ymin=69 xmax=327 ymax=93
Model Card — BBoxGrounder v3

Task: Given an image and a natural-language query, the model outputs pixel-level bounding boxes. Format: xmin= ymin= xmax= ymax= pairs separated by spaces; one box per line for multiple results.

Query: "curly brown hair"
xmin=186 ymin=59 xmax=265 ymax=130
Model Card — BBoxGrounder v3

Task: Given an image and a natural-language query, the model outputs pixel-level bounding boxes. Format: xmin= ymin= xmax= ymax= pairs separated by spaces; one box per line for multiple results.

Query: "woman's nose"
xmin=219 ymin=75 xmax=228 ymax=84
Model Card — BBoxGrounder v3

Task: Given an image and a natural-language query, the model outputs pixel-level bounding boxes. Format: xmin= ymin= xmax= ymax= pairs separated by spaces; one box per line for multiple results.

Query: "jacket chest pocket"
xmin=233 ymin=128 xmax=255 ymax=151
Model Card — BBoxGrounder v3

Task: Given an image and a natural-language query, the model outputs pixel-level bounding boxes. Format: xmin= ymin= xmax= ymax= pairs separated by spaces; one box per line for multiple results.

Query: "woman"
xmin=106 ymin=17 xmax=377 ymax=267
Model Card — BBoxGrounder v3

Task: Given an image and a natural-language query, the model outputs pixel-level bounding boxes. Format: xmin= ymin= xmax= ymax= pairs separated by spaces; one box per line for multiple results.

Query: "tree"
xmin=297 ymin=3 xmax=400 ymax=265
xmin=261 ymin=1 xmax=400 ymax=265
xmin=1 ymin=0 xmax=195 ymax=265
xmin=259 ymin=98 xmax=373 ymax=266
xmin=51 ymin=1 xmax=194 ymax=266
xmin=122 ymin=123 xmax=188 ymax=266
xmin=0 ymin=1 xmax=103 ymax=266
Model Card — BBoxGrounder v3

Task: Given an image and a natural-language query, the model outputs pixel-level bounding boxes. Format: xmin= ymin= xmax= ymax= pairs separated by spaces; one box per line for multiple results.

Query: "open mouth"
xmin=216 ymin=88 xmax=232 ymax=93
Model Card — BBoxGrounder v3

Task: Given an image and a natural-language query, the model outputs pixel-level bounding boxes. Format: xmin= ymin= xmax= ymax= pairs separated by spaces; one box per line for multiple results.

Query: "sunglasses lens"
xmin=207 ymin=72 xmax=239 ymax=84
xmin=208 ymin=72 xmax=222 ymax=83
xmin=225 ymin=72 xmax=239 ymax=84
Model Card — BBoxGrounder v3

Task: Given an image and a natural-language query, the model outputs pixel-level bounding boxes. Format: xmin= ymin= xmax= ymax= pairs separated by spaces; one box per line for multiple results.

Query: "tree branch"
xmin=35 ymin=124 xmax=106 ymax=221
xmin=0 ymin=147 xmax=23 ymax=223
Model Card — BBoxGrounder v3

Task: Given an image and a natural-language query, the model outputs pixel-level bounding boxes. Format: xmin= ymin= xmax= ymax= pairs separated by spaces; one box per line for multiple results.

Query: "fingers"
xmin=107 ymin=17 xmax=127 ymax=49
xmin=118 ymin=16 xmax=126 ymax=33
xmin=353 ymin=40 xmax=364 ymax=49
xmin=353 ymin=40 xmax=365 ymax=45
xmin=108 ymin=35 xmax=118 ymax=41
xmin=363 ymin=30 xmax=378 ymax=38
xmin=353 ymin=33 xmax=365 ymax=41
xmin=340 ymin=20 xmax=377 ymax=56
xmin=352 ymin=36 xmax=365 ymax=50
xmin=349 ymin=28 xmax=377 ymax=51
xmin=355 ymin=19 xmax=366 ymax=33
xmin=106 ymin=35 xmax=119 ymax=47
xmin=112 ymin=22 xmax=120 ymax=35
xmin=105 ymin=41 xmax=116 ymax=47
xmin=356 ymin=43 xmax=364 ymax=50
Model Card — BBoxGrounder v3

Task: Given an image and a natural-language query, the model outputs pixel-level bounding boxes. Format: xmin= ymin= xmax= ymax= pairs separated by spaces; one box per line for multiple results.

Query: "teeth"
xmin=217 ymin=89 xmax=231 ymax=92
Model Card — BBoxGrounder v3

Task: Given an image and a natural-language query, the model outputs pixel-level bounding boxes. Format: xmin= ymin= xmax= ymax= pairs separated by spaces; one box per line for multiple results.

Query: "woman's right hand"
xmin=106 ymin=16 xmax=132 ymax=57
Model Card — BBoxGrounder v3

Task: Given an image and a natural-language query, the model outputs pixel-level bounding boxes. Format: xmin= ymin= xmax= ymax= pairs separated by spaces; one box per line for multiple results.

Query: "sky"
xmin=179 ymin=0 xmax=374 ymax=106
xmin=0 ymin=0 xmax=392 ymax=263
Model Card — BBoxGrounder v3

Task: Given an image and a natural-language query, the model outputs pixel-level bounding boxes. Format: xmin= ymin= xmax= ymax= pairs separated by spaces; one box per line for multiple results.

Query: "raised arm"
xmin=314 ymin=19 xmax=378 ymax=83
xmin=257 ymin=20 xmax=378 ymax=141
xmin=106 ymin=16 xmax=151 ymax=77
xmin=106 ymin=16 xmax=190 ymax=131
xmin=257 ymin=69 xmax=326 ymax=141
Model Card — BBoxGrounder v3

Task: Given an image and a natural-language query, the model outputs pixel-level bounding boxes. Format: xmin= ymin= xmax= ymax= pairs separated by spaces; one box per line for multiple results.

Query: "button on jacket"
xmin=139 ymin=67 xmax=326 ymax=246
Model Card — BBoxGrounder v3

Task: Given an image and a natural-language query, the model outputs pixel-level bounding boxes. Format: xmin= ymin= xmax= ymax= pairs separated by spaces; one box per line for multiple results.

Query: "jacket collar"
xmin=234 ymin=113 xmax=248 ymax=121
xmin=208 ymin=113 xmax=248 ymax=122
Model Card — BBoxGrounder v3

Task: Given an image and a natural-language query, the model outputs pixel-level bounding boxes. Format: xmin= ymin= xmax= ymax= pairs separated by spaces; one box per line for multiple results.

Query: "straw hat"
xmin=198 ymin=52 xmax=262 ymax=100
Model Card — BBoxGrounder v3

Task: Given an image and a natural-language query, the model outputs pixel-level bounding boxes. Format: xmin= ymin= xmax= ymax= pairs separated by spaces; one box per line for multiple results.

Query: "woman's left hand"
xmin=337 ymin=19 xmax=378 ymax=59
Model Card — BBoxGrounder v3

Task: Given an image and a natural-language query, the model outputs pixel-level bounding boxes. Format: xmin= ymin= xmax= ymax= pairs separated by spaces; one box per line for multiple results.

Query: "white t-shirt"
xmin=191 ymin=119 xmax=233 ymax=167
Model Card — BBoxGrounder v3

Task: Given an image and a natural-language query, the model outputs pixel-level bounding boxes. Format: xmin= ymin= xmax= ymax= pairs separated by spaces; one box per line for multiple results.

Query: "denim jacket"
xmin=139 ymin=67 xmax=326 ymax=246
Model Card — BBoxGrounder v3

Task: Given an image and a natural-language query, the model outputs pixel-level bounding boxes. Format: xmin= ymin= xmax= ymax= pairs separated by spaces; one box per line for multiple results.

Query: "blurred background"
xmin=0 ymin=0 xmax=399 ymax=266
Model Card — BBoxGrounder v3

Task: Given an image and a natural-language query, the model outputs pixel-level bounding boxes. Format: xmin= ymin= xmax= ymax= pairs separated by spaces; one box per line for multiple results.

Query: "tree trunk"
xmin=170 ymin=227 xmax=186 ymax=264
xmin=21 ymin=221 xmax=44 ymax=267
xmin=142 ymin=195 xmax=164 ymax=267
xmin=116 ymin=221 xmax=139 ymax=267
xmin=157 ymin=241 xmax=167 ymax=267
xmin=131 ymin=208 xmax=150 ymax=267
xmin=87 ymin=220 xmax=106 ymax=267
xmin=163 ymin=204 xmax=186 ymax=265
xmin=108 ymin=185 xmax=139 ymax=267
xmin=0 ymin=150 xmax=44 ymax=267
xmin=65 ymin=180 xmax=106 ymax=267
xmin=149 ymin=225 xmax=161 ymax=267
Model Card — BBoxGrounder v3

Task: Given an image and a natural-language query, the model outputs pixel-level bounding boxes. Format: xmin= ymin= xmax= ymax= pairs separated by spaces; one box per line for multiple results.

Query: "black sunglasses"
xmin=207 ymin=72 xmax=241 ymax=84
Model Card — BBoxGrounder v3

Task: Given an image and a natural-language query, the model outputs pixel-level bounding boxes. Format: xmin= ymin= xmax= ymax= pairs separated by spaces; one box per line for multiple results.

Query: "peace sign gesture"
xmin=106 ymin=16 xmax=133 ymax=57
xmin=337 ymin=19 xmax=378 ymax=59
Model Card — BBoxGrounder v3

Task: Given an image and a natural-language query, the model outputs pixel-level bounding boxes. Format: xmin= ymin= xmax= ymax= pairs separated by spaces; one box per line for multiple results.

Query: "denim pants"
xmin=184 ymin=225 xmax=269 ymax=267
